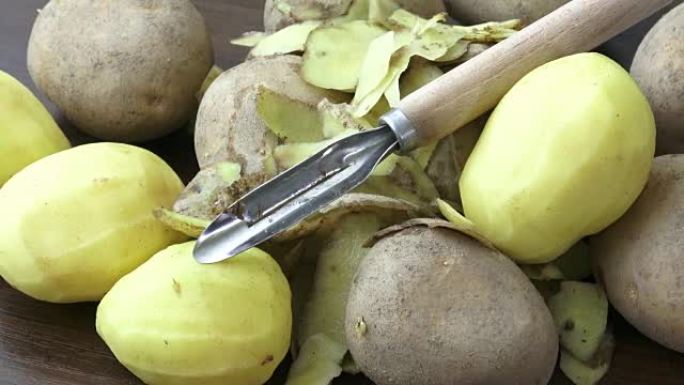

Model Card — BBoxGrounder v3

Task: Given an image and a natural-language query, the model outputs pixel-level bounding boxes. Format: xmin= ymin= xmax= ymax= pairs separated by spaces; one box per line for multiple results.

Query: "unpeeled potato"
xmin=27 ymin=0 xmax=214 ymax=142
xmin=346 ymin=222 xmax=558 ymax=385
xmin=631 ymin=3 xmax=684 ymax=155
xmin=592 ymin=155 xmax=684 ymax=353
xmin=444 ymin=0 xmax=568 ymax=25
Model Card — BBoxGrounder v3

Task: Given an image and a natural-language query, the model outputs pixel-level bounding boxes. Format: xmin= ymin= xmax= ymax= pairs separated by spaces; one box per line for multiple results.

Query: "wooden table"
xmin=0 ymin=1 xmax=682 ymax=384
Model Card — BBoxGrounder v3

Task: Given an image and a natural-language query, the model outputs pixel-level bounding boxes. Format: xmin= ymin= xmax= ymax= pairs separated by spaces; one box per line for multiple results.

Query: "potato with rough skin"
xmin=27 ymin=0 xmax=213 ymax=142
xmin=0 ymin=143 xmax=186 ymax=303
xmin=97 ymin=242 xmax=292 ymax=385
xmin=444 ymin=0 xmax=568 ymax=25
xmin=631 ymin=3 xmax=684 ymax=155
xmin=194 ymin=55 xmax=345 ymax=173
xmin=592 ymin=155 xmax=684 ymax=353
xmin=345 ymin=223 xmax=558 ymax=385
xmin=0 ymin=70 xmax=69 ymax=186
xmin=264 ymin=0 xmax=447 ymax=32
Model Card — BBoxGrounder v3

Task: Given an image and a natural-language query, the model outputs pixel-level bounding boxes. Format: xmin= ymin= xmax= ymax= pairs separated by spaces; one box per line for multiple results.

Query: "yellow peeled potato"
xmin=0 ymin=70 xmax=69 ymax=185
xmin=0 ymin=143 xmax=186 ymax=303
xmin=460 ymin=53 xmax=655 ymax=264
xmin=97 ymin=242 xmax=292 ymax=385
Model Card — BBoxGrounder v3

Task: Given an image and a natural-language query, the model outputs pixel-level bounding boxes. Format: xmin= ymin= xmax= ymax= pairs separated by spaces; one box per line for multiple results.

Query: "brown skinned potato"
xmin=631 ymin=3 xmax=684 ymax=155
xmin=194 ymin=55 xmax=345 ymax=172
xmin=27 ymin=0 xmax=213 ymax=142
xmin=444 ymin=0 xmax=568 ymax=25
xmin=591 ymin=155 xmax=684 ymax=353
xmin=345 ymin=222 xmax=558 ymax=385
xmin=264 ymin=0 xmax=447 ymax=32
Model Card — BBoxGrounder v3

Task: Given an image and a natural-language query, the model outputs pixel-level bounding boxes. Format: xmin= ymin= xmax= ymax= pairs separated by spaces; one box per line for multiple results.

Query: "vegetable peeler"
xmin=194 ymin=0 xmax=671 ymax=264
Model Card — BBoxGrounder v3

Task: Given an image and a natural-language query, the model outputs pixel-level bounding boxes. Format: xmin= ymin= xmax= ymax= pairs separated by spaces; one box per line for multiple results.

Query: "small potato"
xmin=264 ymin=0 xmax=446 ymax=32
xmin=444 ymin=0 xmax=568 ymax=25
xmin=631 ymin=3 xmax=684 ymax=155
xmin=27 ymin=0 xmax=213 ymax=142
xmin=0 ymin=143 xmax=186 ymax=303
xmin=592 ymin=155 xmax=684 ymax=353
xmin=345 ymin=223 xmax=558 ymax=385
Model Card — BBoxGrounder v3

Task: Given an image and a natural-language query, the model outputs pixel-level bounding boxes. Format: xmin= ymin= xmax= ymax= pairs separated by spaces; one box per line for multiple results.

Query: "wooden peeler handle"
xmin=394 ymin=0 xmax=672 ymax=148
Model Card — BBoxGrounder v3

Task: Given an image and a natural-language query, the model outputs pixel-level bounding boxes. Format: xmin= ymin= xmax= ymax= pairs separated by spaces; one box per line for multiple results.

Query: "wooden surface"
xmin=0 ymin=1 xmax=682 ymax=384
xmin=400 ymin=0 xmax=672 ymax=145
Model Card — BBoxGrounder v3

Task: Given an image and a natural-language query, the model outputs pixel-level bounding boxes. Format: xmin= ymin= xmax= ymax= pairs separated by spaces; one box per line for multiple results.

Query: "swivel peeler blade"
xmin=193 ymin=125 xmax=399 ymax=264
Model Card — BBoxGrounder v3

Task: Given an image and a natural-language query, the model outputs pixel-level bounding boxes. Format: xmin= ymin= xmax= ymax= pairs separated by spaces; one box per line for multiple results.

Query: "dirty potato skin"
xmin=27 ymin=0 xmax=213 ymax=142
xmin=345 ymin=225 xmax=558 ymax=385
xmin=631 ymin=3 xmax=684 ymax=155
xmin=444 ymin=0 xmax=568 ymax=25
xmin=264 ymin=0 xmax=447 ymax=32
xmin=592 ymin=155 xmax=684 ymax=353
xmin=194 ymin=55 xmax=345 ymax=172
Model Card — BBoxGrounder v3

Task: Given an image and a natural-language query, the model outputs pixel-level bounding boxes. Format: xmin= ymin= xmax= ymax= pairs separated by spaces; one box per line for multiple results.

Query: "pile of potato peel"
xmin=0 ymin=1 xmax=683 ymax=385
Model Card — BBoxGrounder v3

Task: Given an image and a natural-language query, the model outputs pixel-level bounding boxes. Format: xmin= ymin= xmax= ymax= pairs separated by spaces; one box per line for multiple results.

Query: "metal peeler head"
xmin=193 ymin=125 xmax=399 ymax=264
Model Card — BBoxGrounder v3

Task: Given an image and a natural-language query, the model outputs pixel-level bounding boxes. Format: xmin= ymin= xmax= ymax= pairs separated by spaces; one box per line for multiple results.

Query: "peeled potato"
xmin=0 ymin=143 xmax=185 ymax=303
xmin=0 ymin=70 xmax=69 ymax=185
xmin=460 ymin=53 xmax=655 ymax=263
xmin=97 ymin=242 xmax=292 ymax=385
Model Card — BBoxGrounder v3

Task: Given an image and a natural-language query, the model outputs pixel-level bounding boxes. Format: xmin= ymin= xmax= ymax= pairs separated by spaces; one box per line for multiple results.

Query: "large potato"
xmin=27 ymin=0 xmax=213 ymax=142
xmin=0 ymin=143 xmax=186 ymax=303
xmin=264 ymin=0 xmax=446 ymax=32
xmin=0 ymin=70 xmax=69 ymax=185
xmin=97 ymin=242 xmax=291 ymax=385
xmin=631 ymin=3 xmax=684 ymax=155
xmin=460 ymin=53 xmax=655 ymax=264
xmin=592 ymin=155 xmax=684 ymax=353
xmin=444 ymin=0 xmax=568 ymax=25
xmin=345 ymin=224 xmax=558 ymax=385
xmin=194 ymin=55 xmax=344 ymax=172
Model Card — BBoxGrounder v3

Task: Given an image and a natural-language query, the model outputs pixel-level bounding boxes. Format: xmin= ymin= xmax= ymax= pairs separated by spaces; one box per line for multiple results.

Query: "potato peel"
xmin=560 ymin=330 xmax=615 ymax=385
xmin=257 ymin=86 xmax=325 ymax=142
xmin=286 ymin=333 xmax=346 ymax=385
xmin=231 ymin=31 xmax=268 ymax=47
xmin=548 ymin=281 xmax=609 ymax=362
xmin=275 ymin=193 xmax=421 ymax=241
xmin=437 ymin=199 xmax=496 ymax=249
xmin=302 ymin=20 xmax=386 ymax=91
xmin=318 ymin=99 xmax=372 ymax=138
xmin=250 ymin=21 xmax=323 ymax=57
xmin=153 ymin=208 xmax=210 ymax=238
